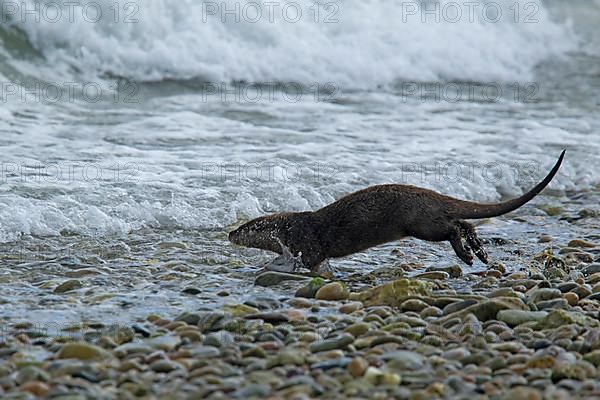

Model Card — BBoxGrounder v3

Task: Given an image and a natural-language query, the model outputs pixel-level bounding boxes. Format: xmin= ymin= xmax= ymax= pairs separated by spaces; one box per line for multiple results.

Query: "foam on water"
xmin=0 ymin=90 xmax=591 ymax=245
xmin=0 ymin=1 xmax=598 ymax=245
xmin=5 ymin=0 xmax=577 ymax=86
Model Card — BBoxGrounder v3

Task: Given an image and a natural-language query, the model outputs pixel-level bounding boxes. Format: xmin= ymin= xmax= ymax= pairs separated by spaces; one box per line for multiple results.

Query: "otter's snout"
xmin=228 ymin=228 xmax=242 ymax=245
xmin=227 ymin=215 xmax=283 ymax=253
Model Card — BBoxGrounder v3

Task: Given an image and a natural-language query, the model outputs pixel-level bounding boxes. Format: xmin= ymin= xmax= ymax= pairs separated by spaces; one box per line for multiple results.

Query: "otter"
xmin=229 ymin=151 xmax=565 ymax=272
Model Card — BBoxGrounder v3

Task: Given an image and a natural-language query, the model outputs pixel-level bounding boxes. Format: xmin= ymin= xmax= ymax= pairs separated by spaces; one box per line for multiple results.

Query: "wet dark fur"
xmin=229 ymin=151 xmax=565 ymax=271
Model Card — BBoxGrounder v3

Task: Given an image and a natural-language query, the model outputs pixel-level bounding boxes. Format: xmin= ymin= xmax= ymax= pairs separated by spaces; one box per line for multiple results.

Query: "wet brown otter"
xmin=229 ymin=151 xmax=565 ymax=272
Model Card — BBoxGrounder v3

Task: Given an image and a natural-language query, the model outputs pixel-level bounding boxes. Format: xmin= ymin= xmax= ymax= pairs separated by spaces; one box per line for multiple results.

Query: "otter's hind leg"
xmin=457 ymin=220 xmax=489 ymax=264
xmin=450 ymin=233 xmax=474 ymax=266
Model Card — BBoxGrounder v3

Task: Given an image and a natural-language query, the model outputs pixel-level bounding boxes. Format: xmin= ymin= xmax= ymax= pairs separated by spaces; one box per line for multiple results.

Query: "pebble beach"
xmin=1 ymin=0 xmax=600 ymax=399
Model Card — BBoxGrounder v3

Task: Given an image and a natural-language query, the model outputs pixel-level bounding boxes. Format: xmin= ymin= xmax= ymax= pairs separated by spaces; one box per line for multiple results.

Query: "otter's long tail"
xmin=451 ymin=150 xmax=565 ymax=219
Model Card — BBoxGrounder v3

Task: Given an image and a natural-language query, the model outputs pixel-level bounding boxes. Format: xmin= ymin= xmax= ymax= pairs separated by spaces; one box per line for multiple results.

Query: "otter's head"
xmin=228 ymin=213 xmax=291 ymax=253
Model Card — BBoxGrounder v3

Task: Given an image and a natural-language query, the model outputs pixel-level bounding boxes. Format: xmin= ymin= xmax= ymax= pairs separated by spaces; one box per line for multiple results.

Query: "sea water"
xmin=0 ymin=0 xmax=598 ymax=325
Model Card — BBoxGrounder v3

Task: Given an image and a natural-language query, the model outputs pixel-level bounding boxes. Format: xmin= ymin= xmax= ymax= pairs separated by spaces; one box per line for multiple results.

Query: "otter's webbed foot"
xmin=450 ymin=234 xmax=474 ymax=266
xmin=457 ymin=220 xmax=489 ymax=264
xmin=257 ymin=256 xmax=296 ymax=273
xmin=257 ymin=249 xmax=305 ymax=274
xmin=449 ymin=220 xmax=489 ymax=266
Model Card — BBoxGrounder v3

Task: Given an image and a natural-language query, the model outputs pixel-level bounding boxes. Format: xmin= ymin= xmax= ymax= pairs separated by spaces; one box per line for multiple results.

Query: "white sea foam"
xmin=0 ymin=1 xmax=597 ymax=245
xmin=9 ymin=0 xmax=577 ymax=87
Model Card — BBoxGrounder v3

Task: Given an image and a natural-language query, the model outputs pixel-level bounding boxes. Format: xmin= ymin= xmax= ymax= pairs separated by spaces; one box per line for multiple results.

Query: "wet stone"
xmin=489 ymin=288 xmax=521 ymax=298
xmin=310 ymin=334 xmax=355 ymax=353
xmin=254 ymin=272 xmax=309 ymax=287
xmin=181 ymin=287 xmax=202 ymax=295
xmin=552 ymin=360 xmax=597 ymax=381
xmin=570 ymin=285 xmax=592 ymax=299
xmin=539 ymin=235 xmax=553 ymax=243
xmin=582 ymin=264 xmax=600 ymax=275
xmin=338 ymin=301 xmax=363 ymax=314
xmin=413 ymin=271 xmax=450 ymax=280
xmin=501 ymin=387 xmax=542 ymax=400
xmin=148 ymin=335 xmax=181 ymax=351
xmin=420 ymin=306 xmax=442 ymax=318
xmin=295 ymin=278 xmax=327 ymax=298
xmin=54 ymin=279 xmax=83 ymax=294
xmin=57 ymin=342 xmax=111 ymax=361
xmin=204 ymin=331 xmax=234 ymax=348
xmin=442 ymin=300 xmax=478 ymax=315
xmin=527 ymin=288 xmax=562 ymax=304
xmin=311 ymin=357 xmax=352 ymax=371
xmin=536 ymin=298 xmax=569 ymax=310
xmin=131 ymin=324 xmax=152 ymax=337
xmin=381 ymin=350 xmax=426 ymax=371
xmin=150 ymin=359 xmax=180 ymax=373
xmin=175 ymin=311 xmax=207 ymax=326
xmin=347 ymin=356 xmax=369 ymax=378
xmin=244 ymin=297 xmax=281 ymax=310
xmin=244 ymin=312 xmax=289 ymax=324
xmin=315 ymin=282 xmax=349 ymax=301
xmin=16 ymin=366 xmax=50 ymax=384
xmin=20 ymin=381 xmax=50 ymax=397
xmin=191 ymin=346 xmax=220 ymax=358
xmin=442 ymin=347 xmax=471 ymax=361
xmin=232 ymin=384 xmax=272 ymax=399
xmin=345 ymin=322 xmax=370 ymax=337
xmin=426 ymin=265 xmax=463 ymax=278
xmin=568 ymin=239 xmax=597 ymax=248
xmin=586 ymin=292 xmax=600 ymax=301
xmin=400 ymin=299 xmax=429 ymax=312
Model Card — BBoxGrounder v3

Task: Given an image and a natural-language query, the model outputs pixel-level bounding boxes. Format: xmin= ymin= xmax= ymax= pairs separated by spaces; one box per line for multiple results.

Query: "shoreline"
xmin=1 ymin=220 xmax=599 ymax=398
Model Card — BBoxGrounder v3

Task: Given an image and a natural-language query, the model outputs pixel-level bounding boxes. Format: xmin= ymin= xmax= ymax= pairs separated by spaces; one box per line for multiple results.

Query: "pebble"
xmin=442 ymin=347 xmax=471 ymax=361
xmin=345 ymin=322 xmax=370 ymax=337
xmin=150 ymin=359 xmax=180 ymax=373
xmin=426 ymin=265 xmax=463 ymax=278
xmin=537 ymin=298 xmax=569 ymax=310
xmin=400 ymin=299 xmax=429 ymax=312
xmin=501 ymin=387 xmax=542 ymax=400
xmin=57 ymin=342 xmax=111 ymax=360
xmin=149 ymin=334 xmax=182 ymax=351
xmin=310 ymin=334 xmax=355 ymax=353
xmin=347 ymin=357 xmax=369 ymax=377
xmin=53 ymin=279 xmax=83 ymax=293
xmin=539 ymin=235 xmax=553 ymax=243
xmin=19 ymin=381 xmax=50 ymax=397
xmin=296 ymin=278 xmax=327 ymax=298
xmin=527 ymin=288 xmax=563 ymax=303
xmin=497 ymin=310 xmax=548 ymax=326
xmin=315 ymin=282 xmax=350 ymax=301
xmin=232 ymin=384 xmax=271 ymax=398
xmin=382 ymin=350 xmax=425 ymax=370
xmin=338 ymin=301 xmax=363 ymax=314
xmin=364 ymin=367 xmax=401 ymax=385
xmin=582 ymin=263 xmax=600 ymax=275
xmin=7 ymin=237 xmax=600 ymax=399
xmin=413 ymin=271 xmax=450 ymax=280
xmin=254 ymin=271 xmax=309 ymax=287
xmin=568 ymin=239 xmax=597 ymax=248
xmin=563 ymin=292 xmax=579 ymax=306
xmin=420 ymin=306 xmax=443 ymax=318
xmin=443 ymin=300 xmax=478 ymax=315
xmin=244 ymin=312 xmax=289 ymax=323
